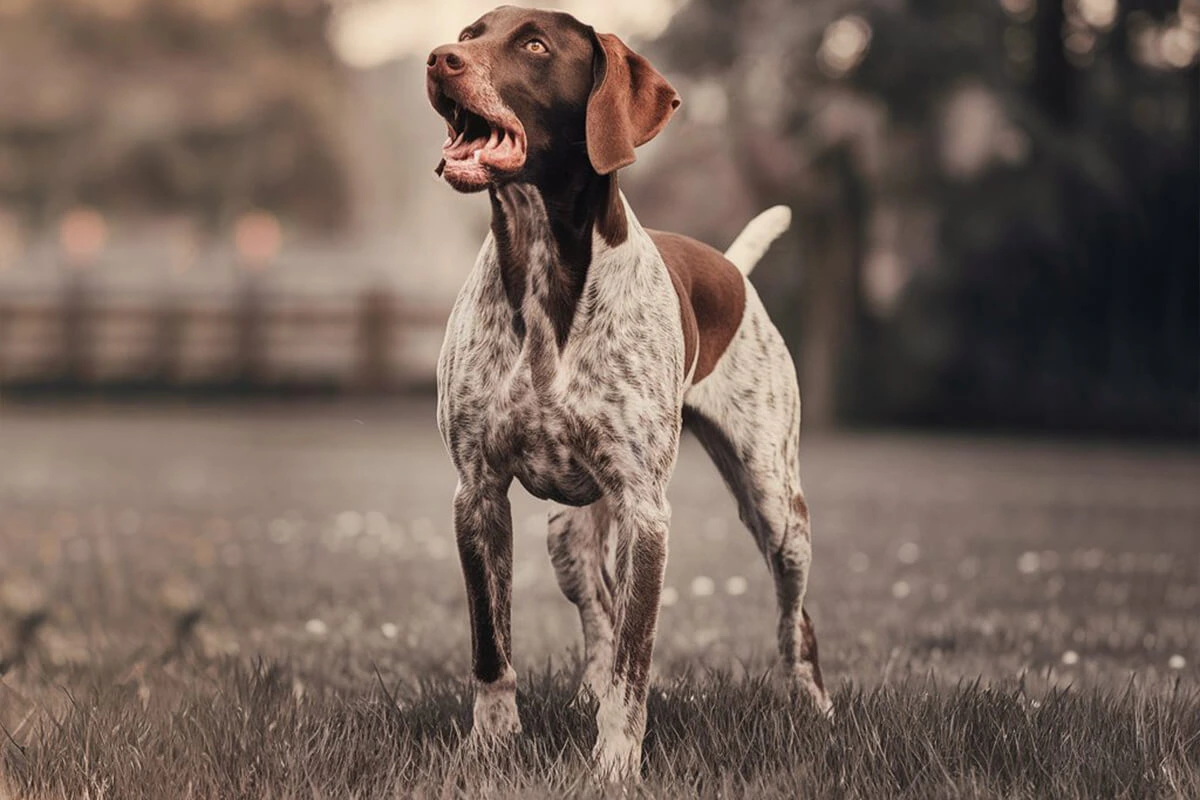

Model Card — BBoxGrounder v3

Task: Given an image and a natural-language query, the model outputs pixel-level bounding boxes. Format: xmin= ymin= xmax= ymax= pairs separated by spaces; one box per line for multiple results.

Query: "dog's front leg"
xmin=453 ymin=479 xmax=520 ymax=740
xmin=592 ymin=491 xmax=670 ymax=779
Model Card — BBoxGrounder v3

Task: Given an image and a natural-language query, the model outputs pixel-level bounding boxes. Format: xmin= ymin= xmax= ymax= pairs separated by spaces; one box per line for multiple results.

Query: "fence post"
xmin=358 ymin=287 xmax=392 ymax=393
xmin=236 ymin=275 xmax=266 ymax=388
xmin=155 ymin=293 xmax=182 ymax=386
xmin=62 ymin=271 xmax=91 ymax=386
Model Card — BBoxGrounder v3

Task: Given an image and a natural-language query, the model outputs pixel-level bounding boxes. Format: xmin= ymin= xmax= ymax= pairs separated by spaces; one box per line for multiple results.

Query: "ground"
xmin=0 ymin=402 xmax=1196 ymax=798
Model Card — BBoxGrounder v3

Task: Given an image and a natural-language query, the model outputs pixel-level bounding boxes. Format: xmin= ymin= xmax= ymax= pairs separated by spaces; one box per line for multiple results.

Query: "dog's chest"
xmin=469 ymin=349 xmax=603 ymax=505
xmin=439 ymin=227 xmax=683 ymax=505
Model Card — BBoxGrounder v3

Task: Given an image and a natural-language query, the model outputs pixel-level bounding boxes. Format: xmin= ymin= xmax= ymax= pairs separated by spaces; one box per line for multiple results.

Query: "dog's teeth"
xmin=473 ymin=150 xmax=482 ymax=163
xmin=487 ymin=129 xmax=499 ymax=149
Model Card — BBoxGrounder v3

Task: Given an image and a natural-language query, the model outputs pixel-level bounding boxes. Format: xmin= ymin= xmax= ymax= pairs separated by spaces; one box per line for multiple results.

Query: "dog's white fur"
xmin=438 ymin=184 xmax=828 ymax=777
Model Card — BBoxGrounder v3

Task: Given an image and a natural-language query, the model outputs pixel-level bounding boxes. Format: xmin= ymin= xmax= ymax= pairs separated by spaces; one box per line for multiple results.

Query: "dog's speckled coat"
xmin=438 ymin=186 xmax=829 ymax=775
xmin=428 ymin=6 xmax=829 ymax=777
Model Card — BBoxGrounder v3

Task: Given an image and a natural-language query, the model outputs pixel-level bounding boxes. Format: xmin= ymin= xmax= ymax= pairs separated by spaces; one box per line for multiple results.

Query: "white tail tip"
xmin=724 ymin=205 xmax=793 ymax=276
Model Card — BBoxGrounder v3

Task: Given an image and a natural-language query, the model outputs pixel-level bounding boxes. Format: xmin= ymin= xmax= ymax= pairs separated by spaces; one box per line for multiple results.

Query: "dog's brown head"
xmin=426 ymin=5 xmax=680 ymax=193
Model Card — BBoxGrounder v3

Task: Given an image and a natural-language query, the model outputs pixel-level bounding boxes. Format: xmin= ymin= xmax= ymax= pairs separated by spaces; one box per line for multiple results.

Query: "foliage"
xmin=0 ymin=0 xmax=350 ymax=232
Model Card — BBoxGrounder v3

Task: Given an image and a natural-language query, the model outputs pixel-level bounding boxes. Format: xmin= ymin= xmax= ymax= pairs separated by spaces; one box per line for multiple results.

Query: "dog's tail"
xmin=724 ymin=205 xmax=792 ymax=276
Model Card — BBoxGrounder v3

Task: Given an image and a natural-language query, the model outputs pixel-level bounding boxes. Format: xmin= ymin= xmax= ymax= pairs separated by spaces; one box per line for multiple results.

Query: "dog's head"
xmin=426 ymin=5 xmax=680 ymax=193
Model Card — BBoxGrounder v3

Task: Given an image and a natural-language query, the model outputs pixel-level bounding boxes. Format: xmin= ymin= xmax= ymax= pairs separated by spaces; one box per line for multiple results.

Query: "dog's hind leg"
xmin=547 ymin=500 xmax=615 ymax=700
xmin=682 ymin=284 xmax=832 ymax=715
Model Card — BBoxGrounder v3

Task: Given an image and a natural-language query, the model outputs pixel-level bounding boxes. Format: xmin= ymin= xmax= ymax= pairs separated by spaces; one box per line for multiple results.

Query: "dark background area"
xmin=647 ymin=0 xmax=1198 ymax=436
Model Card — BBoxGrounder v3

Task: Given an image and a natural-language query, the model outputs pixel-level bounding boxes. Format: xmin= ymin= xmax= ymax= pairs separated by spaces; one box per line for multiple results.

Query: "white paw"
xmin=791 ymin=667 xmax=834 ymax=720
xmin=592 ymin=683 xmax=644 ymax=780
xmin=774 ymin=663 xmax=833 ymax=720
xmin=591 ymin=731 xmax=641 ymax=781
xmin=471 ymin=671 xmax=521 ymax=740
xmin=810 ymin=686 xmax=834 ymax=720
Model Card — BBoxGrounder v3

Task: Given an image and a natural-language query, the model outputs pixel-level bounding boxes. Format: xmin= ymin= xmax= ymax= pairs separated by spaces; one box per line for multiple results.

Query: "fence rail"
xmin=0 ymin=275 xmax=450 ymax=392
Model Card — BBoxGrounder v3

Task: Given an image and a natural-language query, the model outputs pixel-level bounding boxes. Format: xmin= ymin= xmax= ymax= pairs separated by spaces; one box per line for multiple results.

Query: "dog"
xmin=426 ymin=5 xmax=831 ymax=776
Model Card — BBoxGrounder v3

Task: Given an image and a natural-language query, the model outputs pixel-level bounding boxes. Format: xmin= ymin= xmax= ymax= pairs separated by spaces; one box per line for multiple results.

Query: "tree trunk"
xmin=795 ymin=146 xmax=866 ymax=430
xmin=1033 ymin=0 xmax=1075 ymax=127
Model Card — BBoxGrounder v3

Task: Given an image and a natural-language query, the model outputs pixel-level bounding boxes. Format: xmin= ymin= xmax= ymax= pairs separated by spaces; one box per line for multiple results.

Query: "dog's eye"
xmin=523 ymin=38 xmax=547 ymax=54
xmin=458 ymin=32 xmax=473 ymax=42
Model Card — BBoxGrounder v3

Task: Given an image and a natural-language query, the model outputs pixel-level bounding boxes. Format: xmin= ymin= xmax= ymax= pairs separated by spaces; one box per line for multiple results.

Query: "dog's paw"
xmin=769 ymin=664 xmax=834 ymax=721
xmin=809 ymin=686 xmax=835 ymax=721
xmin=591 ymin=734 xmax=642 ymax=782
xmin=469 ymin=708 xmax=522 ymax=741
xmin=470 ymin=670 xmax=522 ymax=740
xmin=789 ymin=669 xmax=834 ymax=721
xmin=591 ymin=683 xmax=646 ymax=782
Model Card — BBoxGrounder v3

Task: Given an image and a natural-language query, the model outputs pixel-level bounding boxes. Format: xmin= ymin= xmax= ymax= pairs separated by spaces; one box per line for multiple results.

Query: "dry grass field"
xmin=0 ymin=403 xmax=1197 ymax=798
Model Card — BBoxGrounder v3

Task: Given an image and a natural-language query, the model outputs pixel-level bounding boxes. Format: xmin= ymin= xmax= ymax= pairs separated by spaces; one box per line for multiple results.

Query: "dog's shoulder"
xmin=647 ymin=230 xmax=747 ymax=383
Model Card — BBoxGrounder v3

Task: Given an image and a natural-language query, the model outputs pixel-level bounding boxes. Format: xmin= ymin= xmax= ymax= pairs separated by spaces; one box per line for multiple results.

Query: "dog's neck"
xmin=489 ymin=166 xmax=628 ymax=347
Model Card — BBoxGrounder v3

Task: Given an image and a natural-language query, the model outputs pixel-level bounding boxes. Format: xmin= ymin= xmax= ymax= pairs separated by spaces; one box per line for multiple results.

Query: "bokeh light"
xmin=330 ymin=0 xmax=686 ymax=69
xmin=1161 ymin=23 xmax=1200 ymax=67
xmin=1000 ymin=0 xmax=1037 ymax=20
xmin=1076 ymin=0 xmax=1117 ymax=30
xmin=234 ymin=210 xmax=283 ymax=269
xmin=818 ymin=15 xmax=873 ymax=78
xmin=58 ymin=207 xmax=108 ymax=267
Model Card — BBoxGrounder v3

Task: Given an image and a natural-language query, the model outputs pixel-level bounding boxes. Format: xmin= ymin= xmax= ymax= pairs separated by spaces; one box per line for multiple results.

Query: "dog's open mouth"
xmin=435 ymin=97 xmax=527 ymax=190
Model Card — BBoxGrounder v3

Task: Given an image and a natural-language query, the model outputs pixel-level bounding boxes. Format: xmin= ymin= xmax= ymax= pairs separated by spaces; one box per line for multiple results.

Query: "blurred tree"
xmin=1033 ymin=0 xmax=1076 ymax=124
xmin=656 ymin=0 xmax=1198 ymax=435
xmin=0 ymin=0 xmax=352 ymax=234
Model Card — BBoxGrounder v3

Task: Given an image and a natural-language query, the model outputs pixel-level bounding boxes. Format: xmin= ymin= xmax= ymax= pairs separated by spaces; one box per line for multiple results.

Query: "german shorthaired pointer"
xmin=426 ymin=5 xmax=831 ymax=776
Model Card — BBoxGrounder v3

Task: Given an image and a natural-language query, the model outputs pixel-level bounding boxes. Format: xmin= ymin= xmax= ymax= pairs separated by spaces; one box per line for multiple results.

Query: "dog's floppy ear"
xmin=586 ymin=31 xmax=681 ymax=176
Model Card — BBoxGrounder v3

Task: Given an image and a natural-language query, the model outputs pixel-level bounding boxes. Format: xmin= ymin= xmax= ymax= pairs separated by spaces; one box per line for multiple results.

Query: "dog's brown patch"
xmin=651 ymin=231 xmax=746 ymax=383
xmin=664 ymin=259 xmax=700 ymax=381
xmin=792 ymin=493 xmax=809 ymax=521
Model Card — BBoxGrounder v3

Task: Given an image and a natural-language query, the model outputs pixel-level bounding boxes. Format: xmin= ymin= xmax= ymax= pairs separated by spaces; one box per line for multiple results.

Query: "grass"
xmin=1 ymin=659 xmax=1197 ymax=799
xmin=1 ymin=406 xmax=1198 ymax=798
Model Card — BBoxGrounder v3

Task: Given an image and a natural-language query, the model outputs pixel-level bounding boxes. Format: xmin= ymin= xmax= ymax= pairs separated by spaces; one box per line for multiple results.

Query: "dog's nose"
xmin=427 ymin=45 xmax=466 ymax=77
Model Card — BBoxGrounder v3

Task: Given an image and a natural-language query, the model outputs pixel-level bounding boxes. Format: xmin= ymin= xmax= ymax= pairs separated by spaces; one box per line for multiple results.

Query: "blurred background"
xmin=0 ymin=0 xmax=1195 ymax=436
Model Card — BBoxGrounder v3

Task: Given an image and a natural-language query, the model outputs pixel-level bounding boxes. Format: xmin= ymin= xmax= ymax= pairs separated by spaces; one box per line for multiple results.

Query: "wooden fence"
xmin=0 ymin=275 xmax=450 ymax=392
